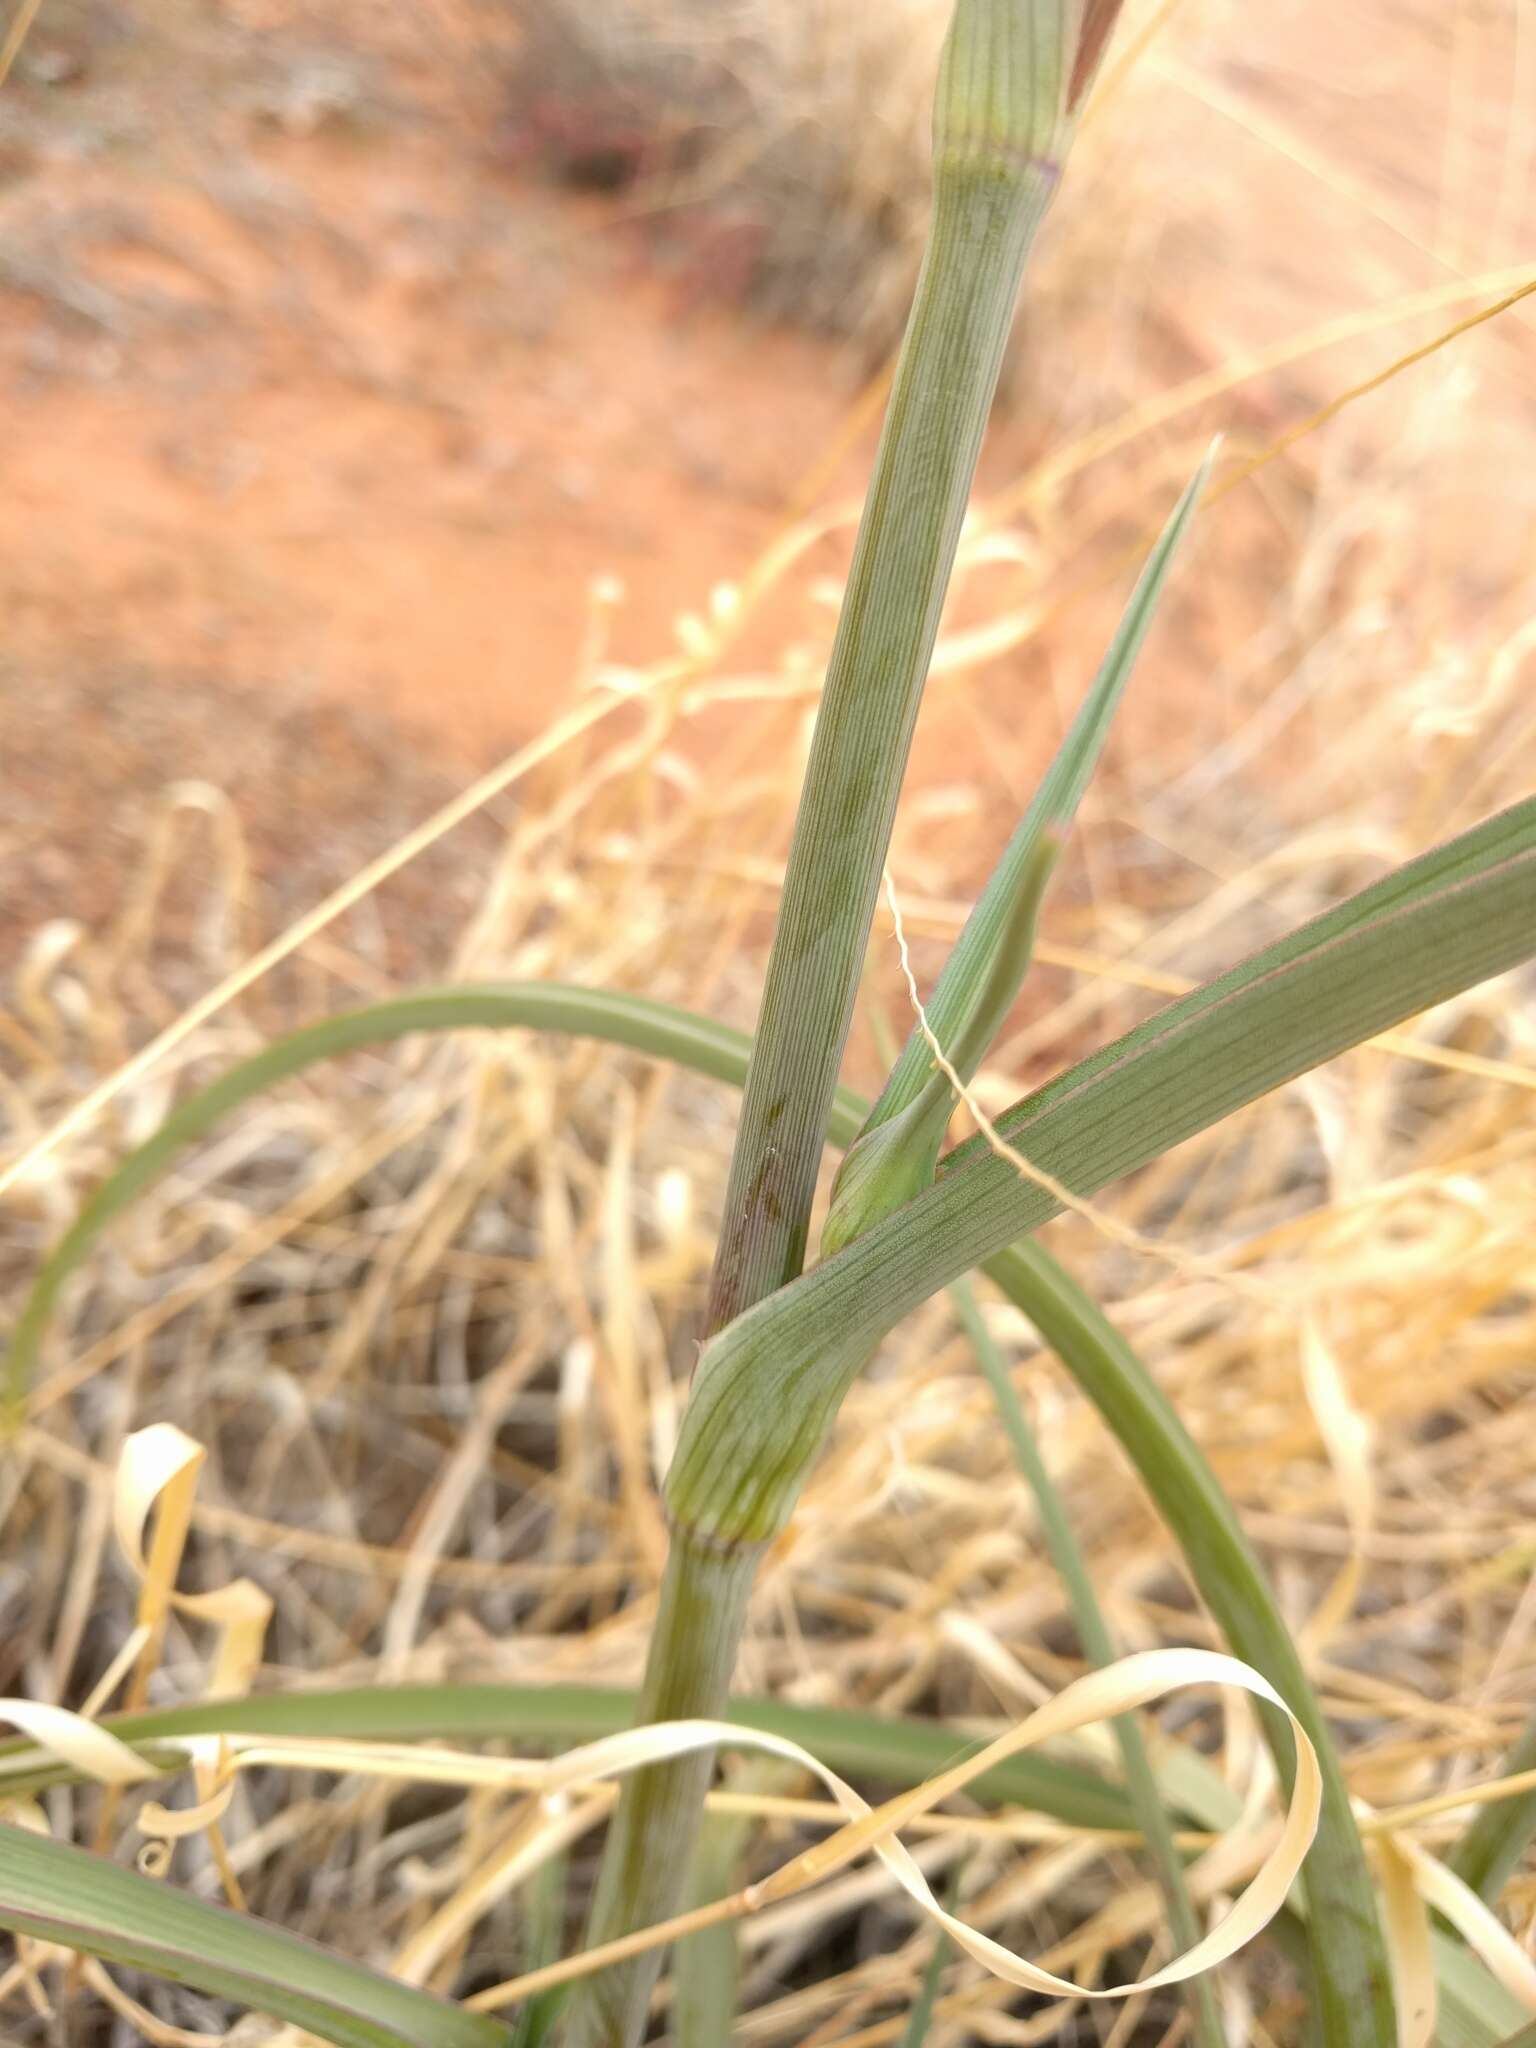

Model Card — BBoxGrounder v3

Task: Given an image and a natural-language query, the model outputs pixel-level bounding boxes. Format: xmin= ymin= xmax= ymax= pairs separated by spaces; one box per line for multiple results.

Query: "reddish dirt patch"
xmin=3 ymin=0 xmax=1533 ymax=966
xmin=0 ymin=32 xmax=863 ymax=764
xmin=0 ymin=668 xmax=503 ymax=981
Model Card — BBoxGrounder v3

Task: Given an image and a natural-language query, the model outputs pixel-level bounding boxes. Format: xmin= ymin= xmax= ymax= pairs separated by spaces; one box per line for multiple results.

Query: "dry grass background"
xmin=3 ymin=0 xmax=1536 ymax=2041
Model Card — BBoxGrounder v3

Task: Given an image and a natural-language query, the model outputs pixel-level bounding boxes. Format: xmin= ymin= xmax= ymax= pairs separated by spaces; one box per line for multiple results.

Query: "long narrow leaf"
xmin=0 ymin=1822 xmax=510 ymax=2048
xmin=981 ymin=1243 xmax=1390 ymax=2048
xmin=867 ymin=446 xmax=1211 ymax=1133
xmin=1451 ymin=1708 xmax=1536 ymax=1904
xmin=2 ymin=985 xmax=858 ymax=1418
xmin=0 ymin=1682 xmax=1137 ymax=1832
xmin=953 ymin=1277 xmax=1224 ymax=2048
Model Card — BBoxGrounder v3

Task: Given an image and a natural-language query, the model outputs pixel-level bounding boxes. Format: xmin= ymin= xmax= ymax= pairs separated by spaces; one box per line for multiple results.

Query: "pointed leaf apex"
xmin=1068 ymin=0 xmax=1129 ymax=112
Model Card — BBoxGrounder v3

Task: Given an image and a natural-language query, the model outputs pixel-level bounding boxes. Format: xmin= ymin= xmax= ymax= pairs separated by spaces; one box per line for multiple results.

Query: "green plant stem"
xmin=563 ymin=1532 xmax=759 ymax=2045
xmin=951 ymin=1278 xmax=1224 ymax=2048
xmin=981 ymin=1241 xmax=1395 ymax=2048
xmin=1449 ymin=1707 xmax=1536 ymax=1904
xmin=700 ymin=98 xmax=1055 ymax=1344
xmin=568 ymin=18 xmax=1066 ymax=2039
xmin=673 ymin=1757 xmax=794 ymax=2048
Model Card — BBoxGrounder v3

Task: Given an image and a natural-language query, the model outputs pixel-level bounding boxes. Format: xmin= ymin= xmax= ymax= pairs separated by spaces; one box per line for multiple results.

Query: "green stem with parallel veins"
xmin=701 ymin=78 xmax=1059 ymax=1337
xmin=563 ymin=1531 xmax=759 ymax=2031
xmin=562 ymin=9 xmax=1097 ymax=2043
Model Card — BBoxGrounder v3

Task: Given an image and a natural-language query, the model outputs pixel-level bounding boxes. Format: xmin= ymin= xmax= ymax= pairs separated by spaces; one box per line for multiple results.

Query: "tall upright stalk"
xmin=565 ymin=8 xmax=1116 ymax=2042
xmin=701 ymin=8 xmax=1067 ymax=1336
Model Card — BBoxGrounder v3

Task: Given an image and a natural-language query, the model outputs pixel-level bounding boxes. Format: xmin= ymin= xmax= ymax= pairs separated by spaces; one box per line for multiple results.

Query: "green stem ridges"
xmin=561 ymin=1529 xmax=758 ymax=2045
xmin=699 ymin=14 xmax=1061 ymax=1343
xmin=672 ymin=1754 xmax=797 ymax=2048
xmin=566 ymin=3 xmax=1074 ymax=2033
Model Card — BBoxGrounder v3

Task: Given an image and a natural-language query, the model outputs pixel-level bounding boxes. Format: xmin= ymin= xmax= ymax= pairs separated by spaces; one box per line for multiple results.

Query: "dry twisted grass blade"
xmin=459 ymin=1649 xmax=1319 ymax=2015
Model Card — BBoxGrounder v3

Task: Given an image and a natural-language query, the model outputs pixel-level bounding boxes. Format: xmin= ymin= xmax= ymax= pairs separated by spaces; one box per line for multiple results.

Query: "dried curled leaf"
xmin=114 ymin=1423 xmax=272 ymax=1701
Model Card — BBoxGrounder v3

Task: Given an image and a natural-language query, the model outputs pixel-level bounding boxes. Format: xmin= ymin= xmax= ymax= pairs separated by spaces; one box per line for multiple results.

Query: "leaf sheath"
xmin=667 ymin=797 xmax=1536 ymax=1547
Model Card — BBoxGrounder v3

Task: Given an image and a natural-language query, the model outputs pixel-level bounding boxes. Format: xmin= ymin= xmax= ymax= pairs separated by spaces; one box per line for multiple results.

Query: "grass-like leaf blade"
xmin=0 ymin=1682 xmax=1135 ymax=1832
xmin=2 ymin=985 xmax=858 ymax=1418
xmin=1450 ymin=1708 xmax=1536 ymax=1904
xmin=0 ymin=1822 xmax=510 ymax=2048
xmin=867 ymin=446 xmax=1211 ymax=1132
xmin=668 ymin=796 xmax=1536 ymax=1548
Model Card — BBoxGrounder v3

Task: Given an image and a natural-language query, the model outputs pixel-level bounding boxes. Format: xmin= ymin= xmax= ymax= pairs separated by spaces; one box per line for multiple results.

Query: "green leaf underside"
xmin=0 ymin=1822 xmax=510 ymax=2048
